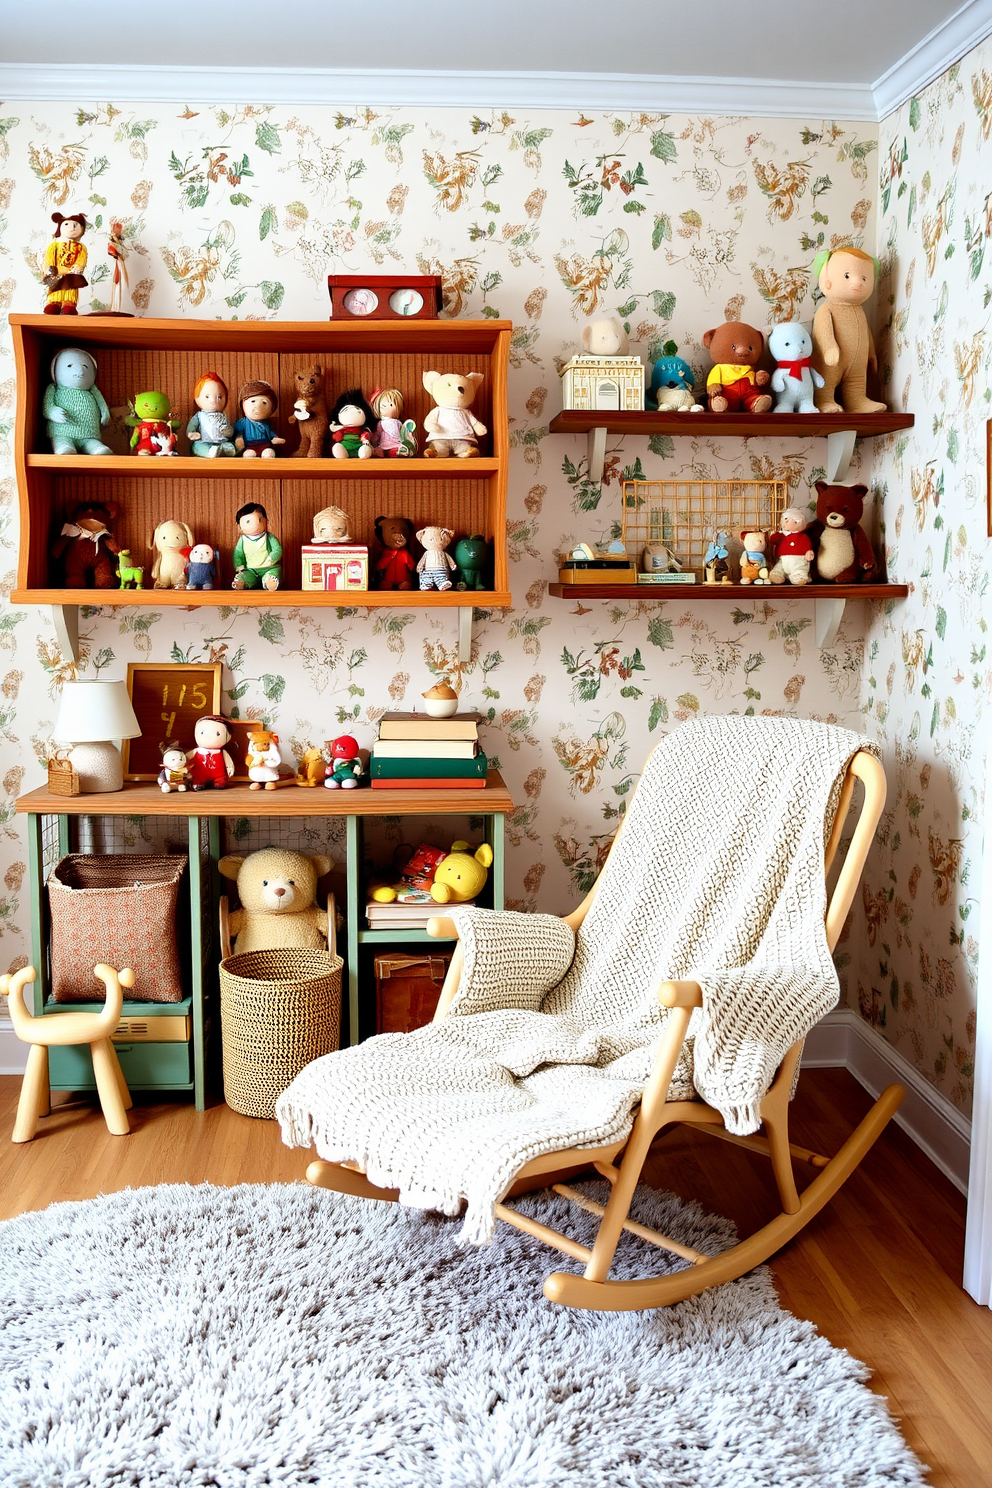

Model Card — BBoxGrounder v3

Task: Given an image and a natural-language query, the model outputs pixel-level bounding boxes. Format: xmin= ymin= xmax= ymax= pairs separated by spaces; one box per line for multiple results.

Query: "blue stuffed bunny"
xmin=646 ymin=340 xmax=703 ymax=412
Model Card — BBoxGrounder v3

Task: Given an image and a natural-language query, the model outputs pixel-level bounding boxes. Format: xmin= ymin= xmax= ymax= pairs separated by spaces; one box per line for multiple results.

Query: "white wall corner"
xmin=873 ymin=0 xmax=992 ymax=119
xmin=803 ymin=1007 xmax=971 ymax=1195
xmin=0 ymin=1017 xmax=27 ymax=1076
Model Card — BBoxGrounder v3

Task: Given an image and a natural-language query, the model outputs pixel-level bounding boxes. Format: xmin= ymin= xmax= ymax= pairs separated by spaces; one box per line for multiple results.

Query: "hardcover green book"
xmin=370 ymin=751 xmax=488 ymax=779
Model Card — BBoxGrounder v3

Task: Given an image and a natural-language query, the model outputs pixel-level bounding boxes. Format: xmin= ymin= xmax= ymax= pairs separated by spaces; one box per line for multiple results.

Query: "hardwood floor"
xmin=1 ymin=1066 xmax=989 ymax=1486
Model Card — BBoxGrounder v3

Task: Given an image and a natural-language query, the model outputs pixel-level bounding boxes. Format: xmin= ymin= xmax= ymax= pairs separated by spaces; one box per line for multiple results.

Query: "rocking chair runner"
xmin=300 ymin=723 xmax=903 ymax=1311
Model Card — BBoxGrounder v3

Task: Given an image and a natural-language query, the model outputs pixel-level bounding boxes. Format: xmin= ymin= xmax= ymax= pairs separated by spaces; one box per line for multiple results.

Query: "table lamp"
xmin=53 ymin=679 xmax=141 ymax=793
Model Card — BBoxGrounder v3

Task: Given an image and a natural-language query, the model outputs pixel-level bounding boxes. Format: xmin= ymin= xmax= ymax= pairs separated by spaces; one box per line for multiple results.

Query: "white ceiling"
xmin=1 ymin=0 xmax=990 ymax=119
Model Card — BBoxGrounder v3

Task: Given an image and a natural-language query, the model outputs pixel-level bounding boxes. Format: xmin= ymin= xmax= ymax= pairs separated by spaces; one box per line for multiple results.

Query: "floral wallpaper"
xmin=858 ymin=40 xmax=992 ymax=1116
xmin=0 ymin=102 xmax=892 ymax=1039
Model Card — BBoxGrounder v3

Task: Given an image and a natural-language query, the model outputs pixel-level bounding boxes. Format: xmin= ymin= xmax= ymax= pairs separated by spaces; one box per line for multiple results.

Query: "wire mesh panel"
xmin=622 ymin=479 xmax=788 ymax=574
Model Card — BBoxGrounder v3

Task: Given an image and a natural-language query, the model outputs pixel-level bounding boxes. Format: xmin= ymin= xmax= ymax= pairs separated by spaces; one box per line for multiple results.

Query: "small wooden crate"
xmin=374 ymin=951 xmax=451 ymax=1034
xmin=47 ymin=751 xmax=80 ymax=797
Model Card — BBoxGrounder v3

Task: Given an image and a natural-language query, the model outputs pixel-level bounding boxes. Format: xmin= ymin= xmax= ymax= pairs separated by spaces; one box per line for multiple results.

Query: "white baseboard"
xmin=0 ymin=1018 xmax=27 ymax=1076
xmin=803 ymin=1008 xmax=972 ymax=1194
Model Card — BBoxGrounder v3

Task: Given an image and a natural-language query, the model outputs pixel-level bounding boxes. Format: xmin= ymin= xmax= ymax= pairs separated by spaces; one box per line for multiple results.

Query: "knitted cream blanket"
xmin=278 ymin=716 xmax=877 ymax=1244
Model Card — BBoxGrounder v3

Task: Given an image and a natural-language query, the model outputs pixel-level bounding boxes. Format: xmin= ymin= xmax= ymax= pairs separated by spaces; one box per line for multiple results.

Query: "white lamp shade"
xmin=55 ymin=679 xmax=141 ymax=743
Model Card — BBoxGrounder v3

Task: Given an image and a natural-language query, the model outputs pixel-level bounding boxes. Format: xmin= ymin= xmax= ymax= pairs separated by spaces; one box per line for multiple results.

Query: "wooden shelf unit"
xmin=10 ymin=314 xmax=512 ymax=622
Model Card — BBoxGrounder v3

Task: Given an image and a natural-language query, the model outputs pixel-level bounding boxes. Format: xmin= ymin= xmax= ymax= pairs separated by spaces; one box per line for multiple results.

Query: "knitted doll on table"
xmin=43 ymin=212 xmax=88 ymax=315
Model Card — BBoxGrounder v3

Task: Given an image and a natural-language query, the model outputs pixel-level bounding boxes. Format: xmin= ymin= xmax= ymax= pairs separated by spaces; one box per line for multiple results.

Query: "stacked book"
xmin=370 ymin=712 xmax=487 ymax=790
xmin=366 ymin=888 xmax=449 ymax=930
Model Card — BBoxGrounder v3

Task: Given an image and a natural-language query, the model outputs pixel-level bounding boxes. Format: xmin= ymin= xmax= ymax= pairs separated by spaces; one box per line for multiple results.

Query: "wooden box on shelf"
xmin=10 ymin=315 xmax=511 ymax=611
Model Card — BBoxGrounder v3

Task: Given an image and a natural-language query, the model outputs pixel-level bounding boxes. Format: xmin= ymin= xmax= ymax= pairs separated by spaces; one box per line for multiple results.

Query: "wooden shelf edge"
xmin=548 ymin=583 xmax=910 ymax=600
xmin=26 ymin=455 xmax=501 ymax=478
xmin=547 ymin=410 xmax=915 ymax=438
xmin=11 ymin=589 xmax=513 ymax=609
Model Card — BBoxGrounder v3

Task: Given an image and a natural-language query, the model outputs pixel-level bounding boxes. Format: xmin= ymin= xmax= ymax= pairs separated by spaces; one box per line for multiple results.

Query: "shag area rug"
xmin=0 ymin=1181 xmax=925 ymax=1488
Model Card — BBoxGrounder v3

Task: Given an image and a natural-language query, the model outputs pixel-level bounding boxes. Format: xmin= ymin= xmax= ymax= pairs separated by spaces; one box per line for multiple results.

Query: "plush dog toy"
xmin=702 ymin=322 xmax=772 ymax=413
xmin=422 ymin=370 xmax=487 ymax=458
xmin=218 ymin=847 xmax=332 ymax=954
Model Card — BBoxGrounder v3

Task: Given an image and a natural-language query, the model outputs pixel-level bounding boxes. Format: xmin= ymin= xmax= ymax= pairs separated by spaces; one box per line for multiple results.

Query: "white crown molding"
xmin=0 ymin=63 xmax=876 ymax=120
xmin=803 ymin=1007 xmax=972 ymax=1195
xmin=873 ymin=0 xmax=992 ymax=119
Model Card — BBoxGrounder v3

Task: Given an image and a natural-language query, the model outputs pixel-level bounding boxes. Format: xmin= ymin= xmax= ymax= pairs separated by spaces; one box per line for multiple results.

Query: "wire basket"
xmin=622 ymin=479 xmax=788 ymax=575
xmin=220 ymin=948 xmax=342 ymax=1119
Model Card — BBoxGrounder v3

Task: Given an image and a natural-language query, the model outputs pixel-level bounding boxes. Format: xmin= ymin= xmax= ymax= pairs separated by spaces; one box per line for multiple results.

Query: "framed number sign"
xmin=122 ymin=662 xmax=222 ymax=781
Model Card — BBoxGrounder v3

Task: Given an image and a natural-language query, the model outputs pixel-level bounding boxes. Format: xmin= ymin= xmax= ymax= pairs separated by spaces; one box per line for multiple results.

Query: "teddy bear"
xmin=739 ymin=531 xmax=770 ymax=585
xmin=373 ymin=514 xmax=417 ymax=590
xmin=288 ymin=364 xmax=329 ymax=458
xmin=810 ymin=247 xmax=887 ymax=414
xmin=646 ymin=340 xmax=703 ymax=412
xmin=50 ymin=501 xmax=120 ymax=587
xmin=768 ymin=323 xmax=824 ymax=414
xmin=218 ymin=846 xmax=332 ymax=954
xmin=416 ymin=526 xmax=457 ymax=592
xmin=246 ymin=728 xmax=283 ymax=790
xmin=296 ymin=745 xmax=327 ymax=787
xmin=150 ymin=518 xmax=195 ymax=589
xmin=807 ymin=482 xmax=878 ymax=584
xmin=311 ymin=505 xmax=351 ymax=544
xmin=767 ymin=508 xmax=815 ymax=586
xmin=702 ymin=322 xmax=772 ymax=413
xmin=421 ymin=370 xmax=487 ymax=458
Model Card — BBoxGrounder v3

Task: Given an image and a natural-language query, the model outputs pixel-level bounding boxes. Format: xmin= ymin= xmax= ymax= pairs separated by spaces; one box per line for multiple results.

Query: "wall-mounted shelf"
xmin=548 ymin=581 xmax=910 ymax=649
xmin=548 ymin=409 xmax=915 ymax=484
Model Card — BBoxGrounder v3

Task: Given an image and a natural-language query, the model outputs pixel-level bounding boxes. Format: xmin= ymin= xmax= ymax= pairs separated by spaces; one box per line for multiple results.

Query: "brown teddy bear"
xmin=702 ymin=322 xmax=772 ymax=413
xmin=373 ymin=514 xmax=417 ymax=590
xmin=50 ymin=501 xmax=120 ymax=587
xmin=288 ymin=364 xmax=329 ymax=458
xmin=421 ymin=370 xmax=487 ymax=457
xmin=807 ymin=481 xmax=878 ymax=584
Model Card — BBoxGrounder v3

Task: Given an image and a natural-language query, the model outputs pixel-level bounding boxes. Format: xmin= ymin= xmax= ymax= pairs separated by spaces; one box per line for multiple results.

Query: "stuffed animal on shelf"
xmin=246 ymin=728 xmax=283 ymax=791
xmin=646 ymin=341 xmax=703 ymax=412
xmin=185 ymin=543 xmax=219 ymax=590
xmin=702 ymin=532 xmax=732 ymax=585
xmin=811 ymin=247 xmax=886 ymax=414
xmin=702 ymin=322 xmax=772 ymax=413
xmin=324 ymin=734 xmax=366 ymax=789
xmin=187 ymin=371 xmax=236 ymax=457
xmin=218 ymin=847 xmax=332 ymax=954
xmin=43 ymin=211 xmax=88 ymax=315
xmin=311 ymin=505 xmax=351 ymax=544
xmin=296 ymin=745 xmax=327 ymax=787
xmin=233 ymin=379 xmax=285 ymax=458
xmin=288 ymin=364 xmax=329 ymax=458
xmin=429 ymin=841 xmax=494 ymax=905
xmin=738 ymin=531 xmax=770 ymax=586
xmin=232 ymin=502 xmax=281 ymax=591
xmin=370 ymin=387 xmax=417 ymax=457
xmin=187 ymin=714 xmax=235 ymax=791
xmin=372 ymin=514 xmax=417 ymax=590
xmin=50 ymin=501 xmax=120 ymax=588
xmin=43 ymin=348 xmax=112 ymax=455
xmin=416 ymin=526 xmax=457 ymax=592
xmin=807 ymin=482 xmax=878 ymax=584
xmin=767 ymin=508 xmax=815 ymax=586
xmin=422 ymin=370 xmax=487 ymax=458
xmin=329 ymin=388 xmax=375 ymax=460
xmin=115 ymin=549 xmax=144 ymax=589
xmin=150 ymin=519 xmax=195 ymax=590
xmin=453 ymin=534 xmax=491 ymax=591
xmin=157 ymin=740 xmax=189 ymax=794
xmin=127 ymin=390 xmax=180 ymax=455
xmin=579 ymin=318 xmax=629 ymax=356
xmin=768 ymin=323 xmax=824 ymax=414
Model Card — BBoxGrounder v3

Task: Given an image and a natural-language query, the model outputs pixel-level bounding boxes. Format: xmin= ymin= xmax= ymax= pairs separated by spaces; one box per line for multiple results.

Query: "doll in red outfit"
xmin=187 ymin=714 xmax=235 ymax=790
xmin=768 ymin=507 xmax=815 ymax=586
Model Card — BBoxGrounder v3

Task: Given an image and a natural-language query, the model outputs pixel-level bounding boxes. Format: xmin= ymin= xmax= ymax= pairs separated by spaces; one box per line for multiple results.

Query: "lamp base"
xmin=69 ymin=741 xmax=125 ymax=793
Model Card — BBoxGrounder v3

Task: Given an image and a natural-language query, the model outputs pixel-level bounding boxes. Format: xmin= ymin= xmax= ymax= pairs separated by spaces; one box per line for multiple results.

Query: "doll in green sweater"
xmin=232 ymin=502 xmax=282 ymax=591
xmin=43 ymin=348 xmax=112 ymax=454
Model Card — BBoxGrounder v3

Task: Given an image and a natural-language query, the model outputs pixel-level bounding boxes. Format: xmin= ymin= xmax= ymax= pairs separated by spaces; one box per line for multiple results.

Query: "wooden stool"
xmin=2 ymin=964 xmax=135 ymax=1141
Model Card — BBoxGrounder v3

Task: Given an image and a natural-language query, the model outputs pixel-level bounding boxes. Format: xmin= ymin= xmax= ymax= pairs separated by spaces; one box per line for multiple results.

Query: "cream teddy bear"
xmin=219 ymin=847 xmax=332 ymax=954
xmin=415 ymin=526 xmax=457 ymax=592
xmin=421 ymin=370 xmax=487 ymax=458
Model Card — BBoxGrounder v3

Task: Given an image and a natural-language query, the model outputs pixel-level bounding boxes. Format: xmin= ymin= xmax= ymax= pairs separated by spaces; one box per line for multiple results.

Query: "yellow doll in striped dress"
xmin=43 ymin=212 xmax=88 ymax=315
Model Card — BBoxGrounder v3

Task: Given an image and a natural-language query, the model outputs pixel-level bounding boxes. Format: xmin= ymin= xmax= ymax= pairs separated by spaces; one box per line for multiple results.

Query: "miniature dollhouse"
xmin=559 ymin=355 xmax=645 ymax=412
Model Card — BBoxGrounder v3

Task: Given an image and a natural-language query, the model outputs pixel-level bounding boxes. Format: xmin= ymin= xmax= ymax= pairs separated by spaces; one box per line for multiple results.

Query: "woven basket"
xmin=48 ymin=854 xmax=188 ymax=1003
xmin=219 ymin=948 xmax=342 ymax=1119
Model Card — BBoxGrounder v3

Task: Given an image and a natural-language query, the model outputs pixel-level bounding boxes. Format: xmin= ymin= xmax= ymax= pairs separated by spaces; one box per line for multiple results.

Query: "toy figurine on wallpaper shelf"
xmin=150 ymin=519 xmax=194 ymax=590
xmin=372 ymin=515 xmax=416 ymax=591
xmin=808 ymin=482 xmax=878 ymax=584
xmin=127 ymin=390 xmax=180 ymax=455
xmin=104 ymin=219 xmax=132 ymax=317
xmin=43 ymin=348 xmax=112 ymax=455
xmin=311 ymin=505 xmax=351 ymax=544
xmin=329 ymin=388 xmax=375 ymax=459
xmin=43 ymin=212 xmax=88 ymax=315
xmin=115 ymin=550 xmax=144 ymax=589
xmin=422 ymin=370 xmax=486 ymax=457
xmin=645 ymin=342 xmax=703 ymax=413
xmin=324 ymin=735 xmax=366 ymax=789
xmin=234 ymin=380 xmax=284 ymax=458
xmin=187 ymin=714 xmax=234 ymax=791
xmin=703 ymin=322 xmax=772 ymax=414
xmin=703 ymin=533 xmax=732 ymax=585
xmin=453 ymin=535 xmax=491 ymax=591
xmin=288 ymin=365 xmax=329 ymax=458
xmin=232 ymin=503 xmax=281 ymax=591
xmin=422 ymin=680 xmax=459 ymax=718
xmin=296 ymin=746 xmax=327 ymax=788
xmin=246 ymin=729 xmax=283 ymax=790
xmin=811 ymin=246 xmax=886 ymax=414
xmin=738 ymin=532 xmax=770 ymax=586
xmin=416 ymin=526 xmax=457 ymax=592
xmin=157 ymin=741 xmax=189 ymax=794
xmin=768 ymin=323 xmax=823 ymax=413
xmin=185 ymin=544 xmax=219 ymax=590
xmin=370 ymin=388 xmax=417 ymax=457
xmin=768 ymin=508 xmax=815 ymax=586
xmin=50 ymin=501 xmax=119 ymax=588
xmin=187 ymin=372 xmax=236 ymax=457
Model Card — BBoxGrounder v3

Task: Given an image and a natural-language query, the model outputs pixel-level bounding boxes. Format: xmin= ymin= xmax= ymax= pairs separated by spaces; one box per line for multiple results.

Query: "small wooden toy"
xmin=187 ymin=372 xmax=236 ymax=457
xmin=43 ymin=348 xmax=112 ymax=455
xmin=370 ymin=388 xmax=417 ymax=456
xmin=105 ymin=218 xmax=132 ymax=316
xmin=327 ymin=273 xmax=441 ymax=320
xmin=232 ymin=503 xmax=281 ymax=591
xmin=187 ymin=714 xmax=235 ymax=790
xmin=157 ymin=739 xmax=189 ymax=793
xmin=127 ymin=390 xmax=180 ymax=455
xmin=422 ymin=371 xmax=487 ymax=457
xmin=329 ymin=388 xmax=375 ymax=459
xmin=296 ymin=746 xmax=327 ymax=787
xmin=288 ymin=365 xmax=329 ymax=458
xmin=150 ymin=519 xmax=195 ymax=590
xmin=43 ymin=211 xmax=88 ymax=315
xmin=324 ymin=735 xmax=365 ymax=789
xmin=116 ymin=549 xmax=144 ymax=589
xmin=416 ymin=526 xmax=456 ymax=591
xmin=560 ymin=319 xmax=644 ymax=413
xmin=301 ymin=544 xmax=368 ymax=592
xmin=233 ymin=379 xmax=285 ymax=458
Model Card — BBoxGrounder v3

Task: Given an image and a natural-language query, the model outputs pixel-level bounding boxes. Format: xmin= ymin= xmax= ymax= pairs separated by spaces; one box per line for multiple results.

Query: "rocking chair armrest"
xmin=426 ymin=915 xmax=459 ymax=941
xmin=658 ymin=979 xmax=703 ymax=1009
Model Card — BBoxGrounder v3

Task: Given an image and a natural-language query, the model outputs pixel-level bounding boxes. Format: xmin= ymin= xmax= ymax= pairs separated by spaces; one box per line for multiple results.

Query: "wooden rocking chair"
xmin=306 ymin=747 xmax=903 ymax=1310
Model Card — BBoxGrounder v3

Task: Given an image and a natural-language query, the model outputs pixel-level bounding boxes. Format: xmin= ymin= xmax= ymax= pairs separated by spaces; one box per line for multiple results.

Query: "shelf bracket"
xmin=51 ymin=604 xmax=79 ymax=665
xmin=825 ymin=429 xmax=857 ymax=483
xmin=457 ymin=606 xmax=473 ymax=665
xmin=587 ymin=426 xmax=608 ymax=485
xmin=814 ymin=597 xmax=846 ymax=649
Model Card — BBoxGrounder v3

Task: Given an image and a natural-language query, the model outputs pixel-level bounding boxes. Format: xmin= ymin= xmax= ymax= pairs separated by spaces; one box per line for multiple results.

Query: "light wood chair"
xmin=306 ymin=749 xmax=903 ymax=1310
xmin=3 ymin=964 xmax=135 ymax=1141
